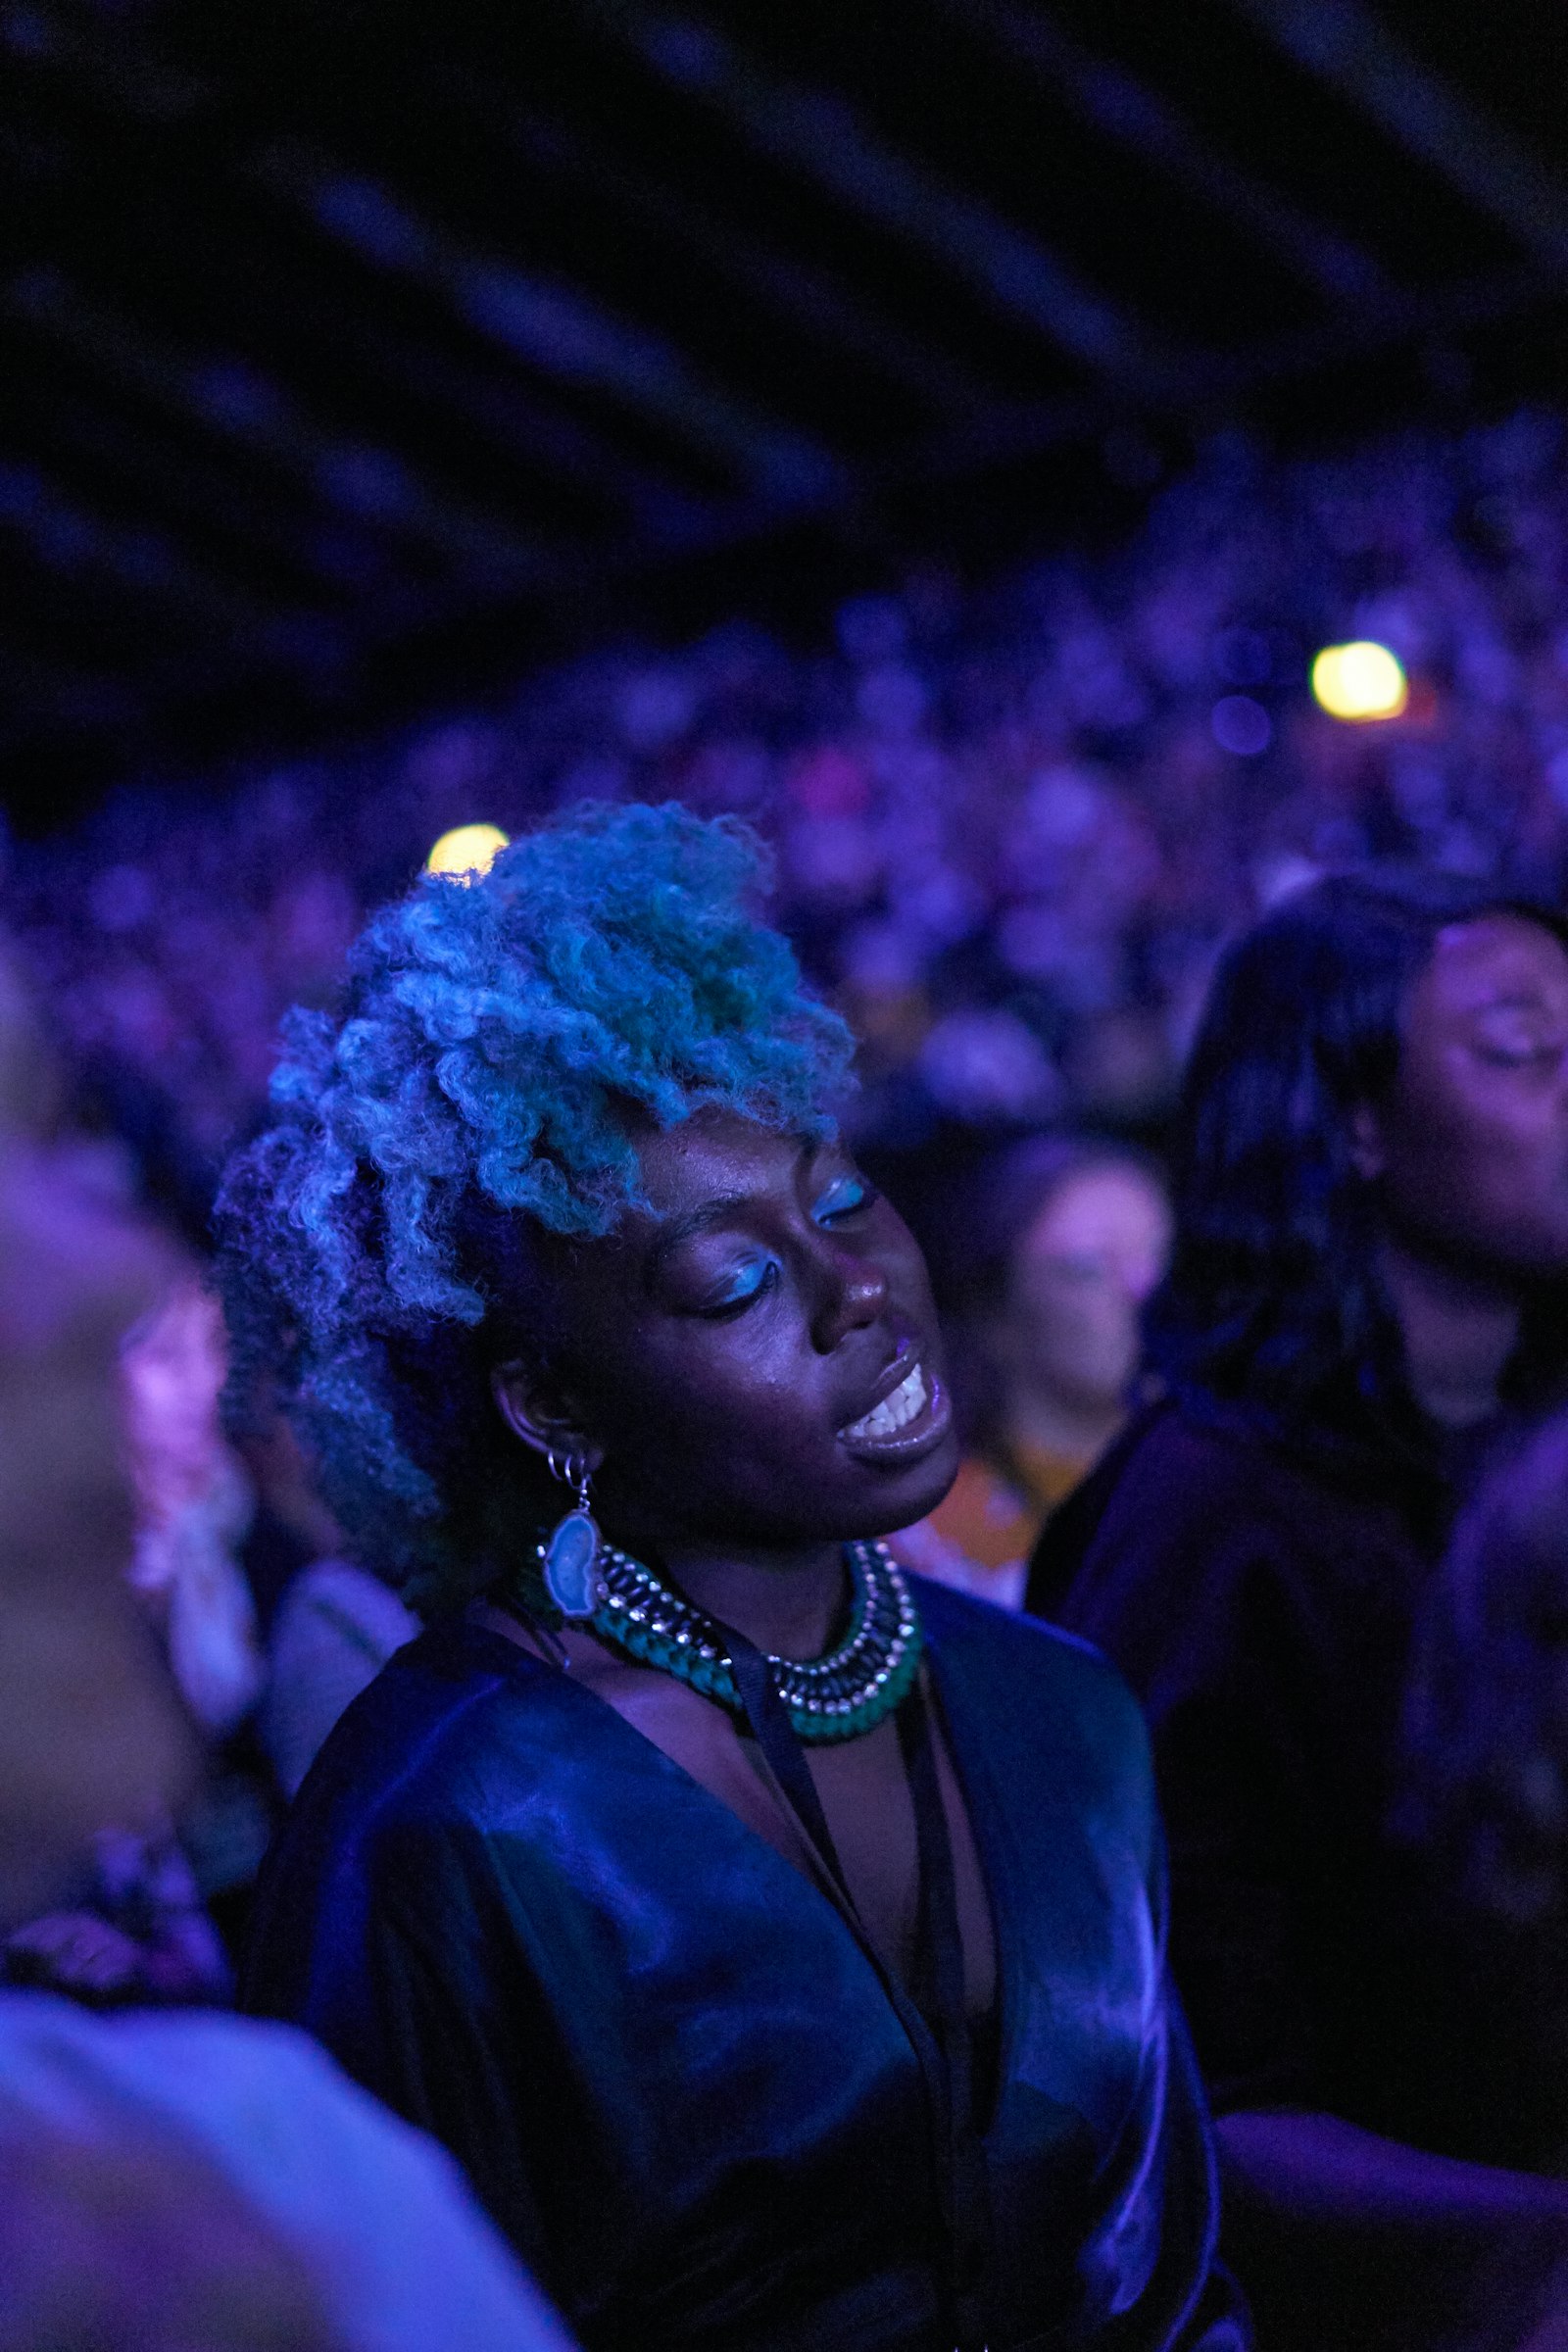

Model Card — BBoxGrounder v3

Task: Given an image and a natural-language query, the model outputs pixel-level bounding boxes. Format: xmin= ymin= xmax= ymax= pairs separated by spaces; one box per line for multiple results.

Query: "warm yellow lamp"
xmin=425 ymin=822 xmax=510 ymax=882
xmin=1309 ymin=641 xmax=1408 ymax=722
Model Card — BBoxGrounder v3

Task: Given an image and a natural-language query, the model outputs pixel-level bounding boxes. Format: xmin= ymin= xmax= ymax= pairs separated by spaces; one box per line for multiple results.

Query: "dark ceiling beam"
xmin=570 ymin=0 xmax=1177 ymax=389
xmin=9 ymin=269 xmax=553 ymax=588
xmin=6 ymin=13 xmax=825 ymax=526
xmin=1225 ymin=0 xmax=1568 ymax=268
xmin=315 ymin=316 xmax=717 ymax=546
xmin=1195 ymin=255 xmax=1564 ymax=397
xmin=256 ymin=143 xmax=845 ymax=505
xmin=0 ymin=443 xmax=302 ymax=657
xmin=0 ymin=0 xmax=214 ymax=123
xmin=891 ymin=257 xmax=1565 ymax=494
xmin=498 ymin=101 xmax=1002 ymax=420
xmin=934 ymin=0 xmax=1393 ymax=307
xmin=0 ymin=628 xmax=142 ymax=735
xmin=34 ymin=379 xmax=409 ymax=602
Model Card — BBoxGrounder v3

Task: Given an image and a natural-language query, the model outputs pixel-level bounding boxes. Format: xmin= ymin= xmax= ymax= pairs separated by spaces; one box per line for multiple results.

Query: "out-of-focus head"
xmin=218 ymin=804 xmax=940 ymax=1611
xmin=1399 ymin=1409 xmax=1568 ymax=1926
xmin=995 ymin=1141 xmax=1170 ymax=1412
xmin=122 ymin=1276 xmax=231 ymax=1527
xmin=122 ymin=1269 xmax=264 ymax=1741
xmin=1153 ymin=870 xmax=1568 ymax=1424
xmin=0 ymin=949 xmax=195 ymax=1932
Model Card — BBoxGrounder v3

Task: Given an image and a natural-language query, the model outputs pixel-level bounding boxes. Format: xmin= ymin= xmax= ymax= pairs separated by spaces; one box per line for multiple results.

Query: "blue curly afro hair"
xmin=218 ymin=802 xmax=856 ymax=1610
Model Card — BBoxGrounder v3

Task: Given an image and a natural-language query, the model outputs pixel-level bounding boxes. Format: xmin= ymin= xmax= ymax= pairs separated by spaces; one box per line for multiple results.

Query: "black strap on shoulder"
xmin=722 ymin=1618 xmax=993 ymax=2352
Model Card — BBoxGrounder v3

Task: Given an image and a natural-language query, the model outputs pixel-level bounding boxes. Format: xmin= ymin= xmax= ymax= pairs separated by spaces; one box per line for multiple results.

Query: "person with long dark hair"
xmin=1028 ymin=870 xmax=1568 ymax=2346
xmin=229 ymin=803 xmax=1246 ymax=2352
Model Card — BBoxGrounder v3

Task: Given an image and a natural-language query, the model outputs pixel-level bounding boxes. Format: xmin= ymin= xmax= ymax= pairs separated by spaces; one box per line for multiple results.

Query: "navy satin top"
xmin=243 ymin=1579 xmax=1247 ymax=2352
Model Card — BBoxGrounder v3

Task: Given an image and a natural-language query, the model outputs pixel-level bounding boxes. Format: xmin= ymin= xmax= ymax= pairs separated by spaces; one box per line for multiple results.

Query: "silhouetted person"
xmin=1396 ymin=1405 xmax=1568 ymax=2178
xmin=1029 ymin=871 xmax=1568 ymax=2349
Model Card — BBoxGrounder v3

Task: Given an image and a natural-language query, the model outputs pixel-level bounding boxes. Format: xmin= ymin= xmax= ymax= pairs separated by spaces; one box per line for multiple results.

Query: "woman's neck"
xmin=627 ymin=1532 xmax=850 ymax=1662
xmin=1379 ymin=1238 xmax=1521 ymax=1430
xmin=1003 ymin=1381 xmax=1126 ymax=1467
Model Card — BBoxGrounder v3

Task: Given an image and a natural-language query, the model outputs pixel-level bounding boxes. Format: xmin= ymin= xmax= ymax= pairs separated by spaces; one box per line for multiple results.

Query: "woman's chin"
xmin=846 ymin=1425 xmax=963 ymax=1541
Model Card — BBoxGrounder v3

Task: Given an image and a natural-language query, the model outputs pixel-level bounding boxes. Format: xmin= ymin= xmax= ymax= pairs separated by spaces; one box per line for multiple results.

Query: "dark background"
xmin=5 ymin=0 xmax=1568 ymax=832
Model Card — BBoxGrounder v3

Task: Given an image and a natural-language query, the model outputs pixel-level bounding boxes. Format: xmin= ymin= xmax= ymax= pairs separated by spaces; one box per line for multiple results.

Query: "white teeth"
xmin=845 ymin=1361 xmax=927 ymax=1442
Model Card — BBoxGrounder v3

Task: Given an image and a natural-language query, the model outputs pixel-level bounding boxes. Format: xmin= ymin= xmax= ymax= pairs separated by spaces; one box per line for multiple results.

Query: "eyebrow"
xmin=644 ymin=1194 xmax=756 ymax=1282
xmin=642 ymin=1139 xmax=824 ymax=1284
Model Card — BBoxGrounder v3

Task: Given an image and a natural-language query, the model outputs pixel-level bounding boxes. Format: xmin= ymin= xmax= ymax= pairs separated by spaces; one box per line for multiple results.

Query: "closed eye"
xmin=700 ymin=1258 xmax=780 ymax=1318
xmin=812 ymin=1174 xmax=877 ymax=1225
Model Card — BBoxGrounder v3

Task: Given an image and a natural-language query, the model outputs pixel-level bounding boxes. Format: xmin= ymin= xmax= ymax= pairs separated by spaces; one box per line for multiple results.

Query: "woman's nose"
xmin=811 ymin=1250 xmax=889 ymax=1351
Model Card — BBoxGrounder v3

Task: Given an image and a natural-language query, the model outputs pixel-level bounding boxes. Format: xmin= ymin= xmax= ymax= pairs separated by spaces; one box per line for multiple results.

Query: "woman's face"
xmin=1004 ymin=1163 xmax=1172 ymax=1411
xmin=1368 ymin=914 xmax=1568 ymax=1280
xmin=500 ymin=1109 xmax=959 ymax=1556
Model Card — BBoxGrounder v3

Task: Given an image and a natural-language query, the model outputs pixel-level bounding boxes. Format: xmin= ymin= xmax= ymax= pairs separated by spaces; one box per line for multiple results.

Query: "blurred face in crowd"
xmin=1004 ymin=1160 xmax=1172 ymax=1412
xmin=1359 ymin=915 xmax=1568 ymax=1284
xmin=122 ymin=1275 xmax=231 ymax=1526
xmin=0 ymin=1137 xmax=195 ymax=1931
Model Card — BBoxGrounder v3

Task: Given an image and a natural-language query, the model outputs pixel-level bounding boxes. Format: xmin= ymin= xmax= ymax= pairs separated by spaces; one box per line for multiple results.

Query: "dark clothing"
xmin=1026 ymin=1396 xmax=1457 ymax=2138
xmin=243 ymin=1581 xmax=1247 ymax=2352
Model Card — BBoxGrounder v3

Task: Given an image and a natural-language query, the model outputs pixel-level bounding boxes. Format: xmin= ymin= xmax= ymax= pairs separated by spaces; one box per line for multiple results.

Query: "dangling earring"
xmin=541 ymin=1450 xmax=604 ymax=1620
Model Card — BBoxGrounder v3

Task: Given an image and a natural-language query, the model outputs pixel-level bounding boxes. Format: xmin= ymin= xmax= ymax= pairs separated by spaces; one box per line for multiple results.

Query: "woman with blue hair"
xmin=231 ymin=802 xmax=1246 ymax=2352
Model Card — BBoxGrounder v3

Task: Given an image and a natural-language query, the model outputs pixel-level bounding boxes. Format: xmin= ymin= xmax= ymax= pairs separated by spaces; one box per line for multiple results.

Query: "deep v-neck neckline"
xmin=460 ymin=1617 xmax=1010 ymax=2136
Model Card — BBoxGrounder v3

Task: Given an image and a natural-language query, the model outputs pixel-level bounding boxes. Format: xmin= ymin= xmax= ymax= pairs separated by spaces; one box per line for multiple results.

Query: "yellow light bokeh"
xmin=425 ymin=822 xmax=510 ymax=882
xmin=1310 ymin=641 xmax=1408 ymax=722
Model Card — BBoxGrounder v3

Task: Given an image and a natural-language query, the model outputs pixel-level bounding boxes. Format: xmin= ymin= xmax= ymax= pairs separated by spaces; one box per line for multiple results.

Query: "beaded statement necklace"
xmin=521 ymin=1535 xmax=923 ymax=1744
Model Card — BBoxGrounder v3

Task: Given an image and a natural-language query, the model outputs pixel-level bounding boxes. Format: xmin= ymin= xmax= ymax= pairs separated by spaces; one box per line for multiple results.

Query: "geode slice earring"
xmin=541 ymin=1450 xmax=604 ymax=1620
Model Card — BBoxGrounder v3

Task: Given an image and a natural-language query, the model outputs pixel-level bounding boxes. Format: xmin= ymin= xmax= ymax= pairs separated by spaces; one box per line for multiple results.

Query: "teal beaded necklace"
xmin=521 ymin=1534 xmax=924 ymax=1744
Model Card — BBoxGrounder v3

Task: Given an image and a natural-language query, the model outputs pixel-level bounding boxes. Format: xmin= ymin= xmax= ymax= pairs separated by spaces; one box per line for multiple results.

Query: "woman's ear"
xmin=490 ymin=1359 xmax=603 ymax=1472
xmin=1348 ymin=1101 xmax=1388 ymax=1182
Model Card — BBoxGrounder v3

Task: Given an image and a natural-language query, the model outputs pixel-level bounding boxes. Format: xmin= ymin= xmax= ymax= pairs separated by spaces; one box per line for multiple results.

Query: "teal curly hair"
xmin=217 ymin=803 xmax=856 ymax=1611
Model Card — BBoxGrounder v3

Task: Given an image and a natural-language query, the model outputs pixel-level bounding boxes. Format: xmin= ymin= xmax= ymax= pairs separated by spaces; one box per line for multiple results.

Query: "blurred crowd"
xmin=0 ymin=945 xmax=566 ymax=2351
xmin=13 ymin=406 xmax=1568 ymax=1180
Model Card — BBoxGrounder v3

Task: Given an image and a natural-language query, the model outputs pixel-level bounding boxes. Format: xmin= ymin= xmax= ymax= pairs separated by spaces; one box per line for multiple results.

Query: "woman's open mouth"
xmin=838 ymin=1356 xmax=952 ymax=1465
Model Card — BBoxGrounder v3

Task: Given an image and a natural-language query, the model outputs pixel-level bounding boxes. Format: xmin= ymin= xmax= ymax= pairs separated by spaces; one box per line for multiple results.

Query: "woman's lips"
xmin=838 ymin=1357 xmax=953 ymax=1464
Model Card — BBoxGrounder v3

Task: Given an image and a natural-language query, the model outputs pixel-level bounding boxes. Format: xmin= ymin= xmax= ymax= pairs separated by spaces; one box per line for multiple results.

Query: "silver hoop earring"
xmin=541 ymin=1448 xmax=603 ymax=1620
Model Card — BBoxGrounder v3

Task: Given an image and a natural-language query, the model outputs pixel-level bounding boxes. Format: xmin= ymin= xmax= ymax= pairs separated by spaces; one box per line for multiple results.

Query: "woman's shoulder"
xmin=246 ymin=1622 xmax=616 ymax=2004
xmin=916 ymin=1574 xmax=1152 ymax=1797
xmin=0 ymin=1992 xmax=568 ymax=2351
xmin=280 ymin=1618 xmax=595 ymax=1837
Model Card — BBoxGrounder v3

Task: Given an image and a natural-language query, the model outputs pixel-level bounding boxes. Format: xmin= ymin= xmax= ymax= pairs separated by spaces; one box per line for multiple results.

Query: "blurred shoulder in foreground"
xmin=0 ymin=938 xmax=573 ymax=2352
